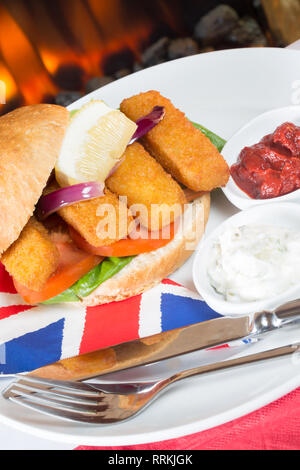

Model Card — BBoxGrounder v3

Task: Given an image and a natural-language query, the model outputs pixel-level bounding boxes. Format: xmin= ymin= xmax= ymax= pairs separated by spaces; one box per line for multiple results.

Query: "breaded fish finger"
xmin=107 ymin=142 xmax=186 ymax=231
xmin=58 ymin=188 xmax=133 ymax=247
xmin=1 ymin=217 xmax=59 ymax=291
xmin=120 ymin=91 xmax=229 ymax=192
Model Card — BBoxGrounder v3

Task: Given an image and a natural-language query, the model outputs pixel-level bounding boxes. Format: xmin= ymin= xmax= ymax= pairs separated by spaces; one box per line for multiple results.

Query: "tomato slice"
xmin=69 ymin=223 xmax=176 ymax=257
xmin=14 ymin=242 xmax=102 ymax=304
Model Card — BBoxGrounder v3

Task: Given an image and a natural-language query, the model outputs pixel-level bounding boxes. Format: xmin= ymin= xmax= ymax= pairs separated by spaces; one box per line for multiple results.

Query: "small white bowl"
xmin=193 ymin=202 xmax=300 ymax=316
xmin=222 ymin=105 xmax=300 ymax=210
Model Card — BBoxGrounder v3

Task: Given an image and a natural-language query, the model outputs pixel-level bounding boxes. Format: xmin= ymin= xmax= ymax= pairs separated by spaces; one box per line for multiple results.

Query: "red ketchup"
xmin=230 ymin=122 xmax=300 ymax=199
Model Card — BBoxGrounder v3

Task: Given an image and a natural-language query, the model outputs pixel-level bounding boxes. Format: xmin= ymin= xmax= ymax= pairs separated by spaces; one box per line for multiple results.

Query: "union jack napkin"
xmin=0 ymin=263 xmax=221 ymax=374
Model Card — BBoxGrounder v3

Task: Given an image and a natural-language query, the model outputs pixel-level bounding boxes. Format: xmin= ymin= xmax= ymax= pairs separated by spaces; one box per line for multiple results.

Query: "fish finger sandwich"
xmin=0 ymin=92 xmax=229 ymax=306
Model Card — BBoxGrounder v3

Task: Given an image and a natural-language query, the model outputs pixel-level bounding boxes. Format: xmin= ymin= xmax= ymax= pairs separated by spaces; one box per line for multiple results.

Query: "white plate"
xmin=193 ymin=202 xmax=300 ymax=315
xmin=1 ymin=48 xmax=300 ymax=446
xmin=222 ymin=105 xmax=300 ymax=210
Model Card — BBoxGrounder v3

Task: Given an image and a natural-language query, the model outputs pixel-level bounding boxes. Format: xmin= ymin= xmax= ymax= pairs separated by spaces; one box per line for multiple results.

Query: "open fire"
xmin=0 ymin=0 xmax=295 ymax=115
xmin=0 ymin=0 xmax=181 ymax=112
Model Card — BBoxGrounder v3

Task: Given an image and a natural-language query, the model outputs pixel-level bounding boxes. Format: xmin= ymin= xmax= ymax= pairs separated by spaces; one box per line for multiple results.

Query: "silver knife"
xmin=30 ymin=298 xmax=300 ymax=382
xmin=85 ymin=298 xmax=300 ymax=383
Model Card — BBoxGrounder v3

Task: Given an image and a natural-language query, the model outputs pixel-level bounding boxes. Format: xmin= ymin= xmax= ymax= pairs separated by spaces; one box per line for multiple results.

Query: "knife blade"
xmin=126 ymin=315 xmax=251 ymax=364
xmin=32 ymin=315 xmax=251 ymax=381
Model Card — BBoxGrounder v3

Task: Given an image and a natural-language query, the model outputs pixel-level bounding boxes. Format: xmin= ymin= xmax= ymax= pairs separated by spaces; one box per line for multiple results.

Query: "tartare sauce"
xmin=207 ymin=224 xmax=300 ymax=302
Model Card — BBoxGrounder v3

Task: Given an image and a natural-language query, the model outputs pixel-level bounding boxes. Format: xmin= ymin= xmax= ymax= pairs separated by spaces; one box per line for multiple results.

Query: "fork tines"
xmin=2 ymin=376 xmax=113 ymax=424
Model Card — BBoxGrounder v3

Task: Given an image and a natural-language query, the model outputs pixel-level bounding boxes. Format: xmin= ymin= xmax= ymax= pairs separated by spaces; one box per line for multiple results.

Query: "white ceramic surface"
xmin=1 ymin=48 xmax=300 ymax=446
xmin=193 ymin=202 xmax=300 ymax=315
xmin=222 ymin=106 xmax=300 ymax=210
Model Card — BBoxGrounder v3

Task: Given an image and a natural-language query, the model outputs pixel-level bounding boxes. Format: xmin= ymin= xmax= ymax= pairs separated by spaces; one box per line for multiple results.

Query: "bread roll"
xmin=0 ymin=104 xmax=69 ymax=254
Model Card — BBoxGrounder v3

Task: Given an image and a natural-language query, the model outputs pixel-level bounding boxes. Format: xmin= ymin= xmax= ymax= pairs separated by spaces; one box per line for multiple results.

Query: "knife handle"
xmin=250 ymin=299 xmax=300 ymax=336
xmin=275 ymin=299 xmax=300 ymax=321
xmin=169 ymin=343 xmax=300 ymax=384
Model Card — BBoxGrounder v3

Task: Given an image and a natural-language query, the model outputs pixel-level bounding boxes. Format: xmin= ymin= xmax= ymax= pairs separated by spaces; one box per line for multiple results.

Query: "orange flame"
xmin=4 ymin=0 xmax=84 ymax=77
xmin=0 ymin=4 xmax=57 ymax=104
xmin=87 ymin=0 xmax=153 ymax=69
xmin=0 ymin=59 xmax=18 ymax=102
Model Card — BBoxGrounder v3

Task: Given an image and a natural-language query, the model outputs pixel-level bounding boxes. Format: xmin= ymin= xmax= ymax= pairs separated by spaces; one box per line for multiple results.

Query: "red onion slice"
xmin=130 ymin=106 xmax=165 ymax=144
xmin=38 ymin=182 xmax=105 ymax=220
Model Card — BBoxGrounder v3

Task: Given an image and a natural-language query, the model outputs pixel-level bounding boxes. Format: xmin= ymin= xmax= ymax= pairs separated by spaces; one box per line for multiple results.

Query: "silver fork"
xmin=2 ymin=342 xmax=299 ymax=424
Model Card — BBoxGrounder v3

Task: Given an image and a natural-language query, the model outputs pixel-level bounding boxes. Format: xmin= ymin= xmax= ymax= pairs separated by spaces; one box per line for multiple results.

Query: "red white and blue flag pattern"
xmin=0 ymin=264 xmax=222 ymax=374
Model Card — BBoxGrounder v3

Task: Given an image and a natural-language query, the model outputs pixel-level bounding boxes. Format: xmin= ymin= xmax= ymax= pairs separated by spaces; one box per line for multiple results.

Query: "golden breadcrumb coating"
xmin=107 ymin=142 xmax=187 ymax=231
xmin=120 ymin=90 xmax=229 ymax=191
xmin=1 ymin=218 xmax=60 ymax=291
xmin=58 ymin=188 xmax=133 ymax=247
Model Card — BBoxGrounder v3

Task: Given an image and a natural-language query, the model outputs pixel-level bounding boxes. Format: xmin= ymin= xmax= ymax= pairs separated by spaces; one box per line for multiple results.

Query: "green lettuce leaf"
xmin=69 ymin=109 xmax=79 ymax=119
xmin=42 ymin=256 xmax=134 ymax=304
xmin=192 ymin=122 xmax=226 ymax=152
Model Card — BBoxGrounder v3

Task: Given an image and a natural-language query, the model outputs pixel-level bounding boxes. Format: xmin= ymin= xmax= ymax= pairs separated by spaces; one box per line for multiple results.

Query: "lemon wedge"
xmin=55 ymin=101 xmax=137 ymax=187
